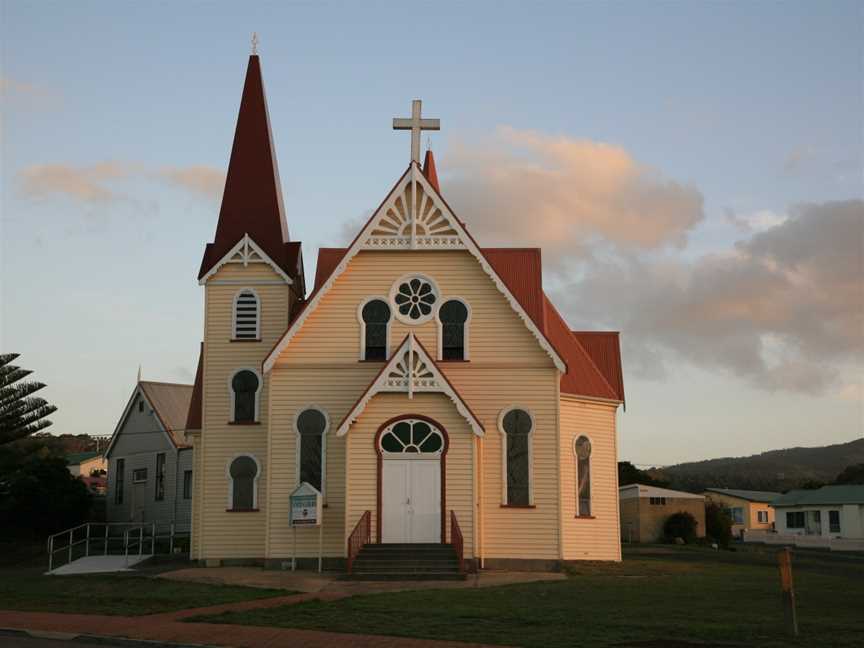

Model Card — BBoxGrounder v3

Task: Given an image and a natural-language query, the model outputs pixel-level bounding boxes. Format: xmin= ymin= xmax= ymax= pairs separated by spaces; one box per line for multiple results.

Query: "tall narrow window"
xmin=154 ymin=453 xmax=166 ymax=501
xmin=501 ymin=408 xmax=532 ymax=506
xmin=439 ymin=299 xmax=469 ymax=360
xmin=231 ymin=370 xmax=259 ymax=422
xmin=229 ymin=455 xmax=259 ymax=510
xmin=115 ymin=458 xmax=125 ymax=505
xmin=575 ymin=436 xmax=592 ymax=517
xmin=183 ymin=470 xmax=193 ymax=499
xmin=233 ymin=290 xmax=260 ymax=340
xmin=296 ymin=408 xmax=327 ymax=493
xmin=361 ymin=299 xmax=391 ymax=360
xmin=829 ymin=510 xmax=841 ymax=533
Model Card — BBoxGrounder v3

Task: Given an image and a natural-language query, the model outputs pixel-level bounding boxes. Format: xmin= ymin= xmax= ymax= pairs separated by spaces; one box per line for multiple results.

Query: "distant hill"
xmin=652 ymin=438 xmax=864 ymax=493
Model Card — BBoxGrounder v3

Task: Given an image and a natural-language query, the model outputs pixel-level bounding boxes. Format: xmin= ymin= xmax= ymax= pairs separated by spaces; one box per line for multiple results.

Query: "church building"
xmin=186 ymin=51 xmax=625 ymax=572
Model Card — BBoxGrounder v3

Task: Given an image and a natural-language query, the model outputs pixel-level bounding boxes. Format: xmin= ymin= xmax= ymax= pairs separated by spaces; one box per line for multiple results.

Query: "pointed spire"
xmin=422 ymin=148 xmax=440 ymax=193
xmin=199 ymin=53 xmax=292 ymax=280
xmin=137 ymin=364 xmax=142 ymax=383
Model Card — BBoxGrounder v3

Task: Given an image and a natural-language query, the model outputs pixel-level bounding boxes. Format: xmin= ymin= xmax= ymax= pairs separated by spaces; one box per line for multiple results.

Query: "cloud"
xmin=554 ymin=200 xmax=864 ymax=394
xmin=725 ymin=208 xmax=788 ymax=233
xmin=157 ymin=166 xmax=225 ymax=201
xmin=17 ymin=161 xmax=223 ymax=204
xmin=441 ymin=127 xmax=704 ymax=270
xmin=19 ymin=162 xmax=132 ymax=203
xmin=1 ymin=76 xmax=61 ymax=110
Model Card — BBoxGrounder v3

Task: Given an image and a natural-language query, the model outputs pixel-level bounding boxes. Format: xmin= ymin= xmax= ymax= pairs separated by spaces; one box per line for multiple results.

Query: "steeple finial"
xmin=251 ymin=32 xmax=259 ymax=56
xmin=137 ymin=364 xmax=142 ymax=382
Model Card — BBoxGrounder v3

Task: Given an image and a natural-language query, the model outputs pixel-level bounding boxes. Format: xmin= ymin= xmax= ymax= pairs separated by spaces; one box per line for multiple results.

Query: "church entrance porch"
xmin=377 ymin=417 xmax=446 ymax=544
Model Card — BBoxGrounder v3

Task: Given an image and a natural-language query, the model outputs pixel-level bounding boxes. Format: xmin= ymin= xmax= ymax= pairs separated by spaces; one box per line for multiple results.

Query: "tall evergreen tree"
xmin=0 ymin=353 xmax=57 ymax=445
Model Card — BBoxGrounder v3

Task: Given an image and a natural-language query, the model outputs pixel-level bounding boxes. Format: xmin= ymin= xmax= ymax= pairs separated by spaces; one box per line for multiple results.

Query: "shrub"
xmin=663 ymin=511 xmax=698 ymax=544
xmin=705 ymin=501 xmax=733 ymax=547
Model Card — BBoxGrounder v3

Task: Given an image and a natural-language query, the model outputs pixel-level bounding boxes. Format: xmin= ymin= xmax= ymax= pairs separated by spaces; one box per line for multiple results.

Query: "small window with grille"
xmin=233 ymin=290 xmax=260 ymax=340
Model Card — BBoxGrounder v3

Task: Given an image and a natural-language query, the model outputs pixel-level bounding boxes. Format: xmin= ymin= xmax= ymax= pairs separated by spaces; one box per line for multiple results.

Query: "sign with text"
xmin=289 ymin=482 xmax=322 ymax=527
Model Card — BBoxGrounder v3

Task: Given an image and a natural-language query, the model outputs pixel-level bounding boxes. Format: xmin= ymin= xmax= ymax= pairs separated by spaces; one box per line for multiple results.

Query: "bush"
xmin=663 ymin=511 xmax=698 ymax=544
xmin=705 ymin=501 xmax=733 ymax=547
xmin=0 ymin=441 xmax=91 ymax=538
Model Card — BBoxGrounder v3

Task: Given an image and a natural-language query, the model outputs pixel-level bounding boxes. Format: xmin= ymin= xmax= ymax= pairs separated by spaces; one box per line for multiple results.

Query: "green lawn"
xmin=0 ymin=542 xmax=286 ymax=616
xmin=190 ymin=545 xmax=864 ymax=648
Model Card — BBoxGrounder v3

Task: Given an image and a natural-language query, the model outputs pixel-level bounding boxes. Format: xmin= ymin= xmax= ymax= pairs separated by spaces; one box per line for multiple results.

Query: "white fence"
xmin=743 ymin=529 xmax=864 ymax=552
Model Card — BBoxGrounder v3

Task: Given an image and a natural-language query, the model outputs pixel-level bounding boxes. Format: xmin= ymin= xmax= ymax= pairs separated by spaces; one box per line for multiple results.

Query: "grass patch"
xmin=191 ymin=545 xmax=864 ymax=647
xmin=0 ymin=543 xmax=287 ymax=616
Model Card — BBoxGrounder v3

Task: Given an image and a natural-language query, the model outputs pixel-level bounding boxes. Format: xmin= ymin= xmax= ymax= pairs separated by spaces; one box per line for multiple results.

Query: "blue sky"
xmin=2 ymin=1 xmax=861 ymax=465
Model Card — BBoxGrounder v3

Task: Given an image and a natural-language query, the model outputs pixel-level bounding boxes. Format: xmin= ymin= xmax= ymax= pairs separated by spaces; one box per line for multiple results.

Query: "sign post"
xmin=289 ymin=482 xmax=323 ymax=572
xmin=777 ymin=547 xmax=798 ymax=637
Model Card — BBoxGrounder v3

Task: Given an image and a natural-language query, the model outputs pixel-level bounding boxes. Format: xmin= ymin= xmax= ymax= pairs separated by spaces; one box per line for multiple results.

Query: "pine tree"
xmin=0 ymin=353 xmax=58 ymax=445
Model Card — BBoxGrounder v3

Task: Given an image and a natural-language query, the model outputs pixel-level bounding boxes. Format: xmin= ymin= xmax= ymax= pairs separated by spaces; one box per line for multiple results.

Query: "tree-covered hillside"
xmin=653 ymin=438 xmax=864 ymax=493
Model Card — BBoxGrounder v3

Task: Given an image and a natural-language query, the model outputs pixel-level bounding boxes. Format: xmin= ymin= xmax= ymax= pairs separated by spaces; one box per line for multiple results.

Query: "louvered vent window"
xmin=234 ymin=290 xmax=260 ymax=340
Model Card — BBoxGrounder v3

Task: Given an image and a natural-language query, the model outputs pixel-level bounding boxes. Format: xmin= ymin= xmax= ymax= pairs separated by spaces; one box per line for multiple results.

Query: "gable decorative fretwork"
xmin=335 ymin=333 xmax=484 ymax=437
xmin=199 ymin=233 xmax=293 ymax=284
xmin=362 ymin=166 xmax=463 ymax=250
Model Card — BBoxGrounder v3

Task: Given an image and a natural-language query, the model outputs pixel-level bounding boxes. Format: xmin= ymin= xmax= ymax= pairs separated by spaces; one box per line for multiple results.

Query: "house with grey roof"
xmin=105 ymin=377 xmax=197 ymax=531
xmin=772 ymin=485 xmax=864 ymax=540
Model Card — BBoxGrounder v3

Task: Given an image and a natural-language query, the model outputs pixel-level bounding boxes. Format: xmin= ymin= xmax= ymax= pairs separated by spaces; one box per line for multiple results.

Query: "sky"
xmin=1 ymin=1 xmax=861 ymax=466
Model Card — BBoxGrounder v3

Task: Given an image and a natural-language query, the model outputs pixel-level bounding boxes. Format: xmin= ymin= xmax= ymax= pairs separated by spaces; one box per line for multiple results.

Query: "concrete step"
xmin=348 ymin=571 xmax=467 ymax=581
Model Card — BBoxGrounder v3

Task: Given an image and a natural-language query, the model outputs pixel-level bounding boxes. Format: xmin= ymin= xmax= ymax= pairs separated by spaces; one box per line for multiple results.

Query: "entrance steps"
xmin=348 ymin=543 xmax=466 ymax=580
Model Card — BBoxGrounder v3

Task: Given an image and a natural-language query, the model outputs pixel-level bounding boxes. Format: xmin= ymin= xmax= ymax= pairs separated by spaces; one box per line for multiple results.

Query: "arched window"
xmin=361 ymin=299 xmax=391 ymax=360
xmin=233 ymin=290 xmax=260 ymax=340
xmin=438 ymin=299 xmax=469 ymax=360
xmin=575 ymin=436 xmax=592 ymax=517
xmin=500 ymin=408 xmax=533 ymax=506
xmin=380 ymin=419 xmax=444 ymax=455
xmin=296 ymin=407 xmax=328 ymax=493
xmin=228 ymin=455 xmax=259 ymax=510
xmin=231 ymin=369 xmax=260 ymax=423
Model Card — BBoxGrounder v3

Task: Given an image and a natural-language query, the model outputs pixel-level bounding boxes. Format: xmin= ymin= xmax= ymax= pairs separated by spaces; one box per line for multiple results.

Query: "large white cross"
xmin=393 ymin=99 xmax=440 ymax=164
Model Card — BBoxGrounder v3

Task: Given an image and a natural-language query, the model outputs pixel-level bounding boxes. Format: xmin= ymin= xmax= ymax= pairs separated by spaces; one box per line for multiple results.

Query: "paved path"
xmin=0 ymin=592 xmax=497 ymax=648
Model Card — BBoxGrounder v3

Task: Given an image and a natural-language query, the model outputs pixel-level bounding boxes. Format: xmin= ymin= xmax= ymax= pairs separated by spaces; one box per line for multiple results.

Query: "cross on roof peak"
xmin=393 ymin=99 xmax=440 ymax=164
xmin=251 ymin=32 xmax=259 ymax=55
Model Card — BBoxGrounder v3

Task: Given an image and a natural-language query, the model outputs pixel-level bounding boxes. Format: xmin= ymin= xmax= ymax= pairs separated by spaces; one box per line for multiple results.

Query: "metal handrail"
xmin=47 ymin=521 xmax=192 ymax=573
xmin=346 ymin=510 xmax=371 ymax=575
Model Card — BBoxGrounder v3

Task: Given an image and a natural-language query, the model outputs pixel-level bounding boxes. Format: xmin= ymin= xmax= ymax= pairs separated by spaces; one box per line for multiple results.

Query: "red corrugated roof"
xmin=572 ymin=331 xmax=625 ymax=404
xmin=198 ymin=55 xmax=302 ymax=282
xmin=184 ymin=343 xmax=204 ymax=432
xmin=314 ymin=248 xmax=347 ymax=293
xmin=482 ymin=248 xmax=546 ymax=334
xmin=543 ymin=297 xmax=619 ymax=401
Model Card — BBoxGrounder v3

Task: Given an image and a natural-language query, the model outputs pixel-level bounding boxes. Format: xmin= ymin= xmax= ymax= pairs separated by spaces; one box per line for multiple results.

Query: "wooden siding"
xmin=559 ymin=396 xmax=621 ymax=561
xmin=266 ymin=364 xmax=379 ymax=558
xmin=345 ymin=392 xmax=475 ymax=557
xmin=195 ymin=261 xmax=291 ymax=560
xmin=270 ymin=249 xmax=559 ymax=560
xmin=273 ymin=251 xmax=551 ymax=367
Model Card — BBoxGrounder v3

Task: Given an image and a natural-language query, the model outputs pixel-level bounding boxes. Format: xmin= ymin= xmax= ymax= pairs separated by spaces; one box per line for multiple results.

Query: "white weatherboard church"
xmin=177 ymin=47 xmax=625 ymax=575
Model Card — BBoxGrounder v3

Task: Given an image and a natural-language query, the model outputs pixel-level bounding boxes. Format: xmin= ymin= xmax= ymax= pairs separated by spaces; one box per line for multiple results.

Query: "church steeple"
xmin=198 ymin=53 xmax=296 ymax=281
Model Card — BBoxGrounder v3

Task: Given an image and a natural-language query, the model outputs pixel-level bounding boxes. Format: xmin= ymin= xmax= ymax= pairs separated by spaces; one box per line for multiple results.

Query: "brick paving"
xmin=0 ymin=592 xmax=497 ymax=647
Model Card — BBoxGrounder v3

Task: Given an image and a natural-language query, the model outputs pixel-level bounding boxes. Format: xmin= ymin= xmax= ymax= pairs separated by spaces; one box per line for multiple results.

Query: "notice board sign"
xmin=289 ymin=482 xmax=322 ymax=527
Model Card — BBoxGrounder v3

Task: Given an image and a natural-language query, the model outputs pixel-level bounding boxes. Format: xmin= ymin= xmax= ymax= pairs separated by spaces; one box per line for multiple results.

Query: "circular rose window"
xmin=390 ymin=275 xmax=439 ymax=324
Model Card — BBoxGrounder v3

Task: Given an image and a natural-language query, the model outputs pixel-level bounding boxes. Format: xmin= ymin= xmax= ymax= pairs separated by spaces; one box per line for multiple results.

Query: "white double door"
xmin=381 ymin=459 xmax=440 ymax=543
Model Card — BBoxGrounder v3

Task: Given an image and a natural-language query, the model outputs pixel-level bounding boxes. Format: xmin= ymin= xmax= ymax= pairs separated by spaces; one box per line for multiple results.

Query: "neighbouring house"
xmin=105 ymin=379 xmax=195 ymax=528
xmin=184 ymin=51 xmax=626 ymax=572
xmin=66 ymin=451 xmax=107 ymax=477
xmin=703 ymin=488 xmax=780 ymax=538
xmin=619 ymin=484 xmax=706 ymax=543
xmin=772 ymin=485 xmax=864 ymax=539
xmin=81 ymin=475 xmax=107 ymax=496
